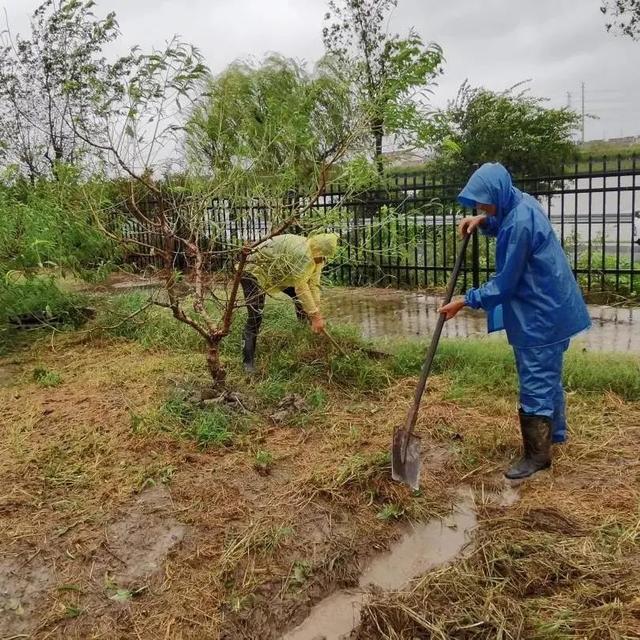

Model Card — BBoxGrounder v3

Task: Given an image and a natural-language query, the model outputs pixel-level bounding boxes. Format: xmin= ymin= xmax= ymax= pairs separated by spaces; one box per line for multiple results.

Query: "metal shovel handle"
xmin=403 ymin=231 xmax=473 ymax=441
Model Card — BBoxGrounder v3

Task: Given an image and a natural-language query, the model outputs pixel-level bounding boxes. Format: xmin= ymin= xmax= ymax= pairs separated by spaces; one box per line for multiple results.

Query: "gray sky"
xmin=3 ymin=0 xmax=639 ymax=141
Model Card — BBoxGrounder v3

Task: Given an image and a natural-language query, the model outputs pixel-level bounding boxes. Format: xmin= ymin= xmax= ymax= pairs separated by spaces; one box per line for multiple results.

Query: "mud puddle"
xmin=281 ymin=487 xmax=514 ymax=640
xmin=101 ymin=485 xmax=187 ymax=588
xmin=323 ymin=288 xmax=640 ymax=354
xmin=0 ymin=556 xmax=56 ymax=637
xmin=0 ymin=486 xmax=186 ymax=637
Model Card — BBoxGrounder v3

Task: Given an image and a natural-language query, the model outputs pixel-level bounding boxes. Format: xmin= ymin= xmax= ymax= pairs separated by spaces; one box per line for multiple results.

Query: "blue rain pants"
xmin=513 ymin=339 xmax=570 ymax=443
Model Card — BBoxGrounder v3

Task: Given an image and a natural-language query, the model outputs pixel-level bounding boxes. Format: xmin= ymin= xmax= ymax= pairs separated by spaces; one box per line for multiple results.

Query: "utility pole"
xmin=581 ymin=81 xmax=585 ymax=143
xmin=567 ymin=91 xmax=572 ymax=109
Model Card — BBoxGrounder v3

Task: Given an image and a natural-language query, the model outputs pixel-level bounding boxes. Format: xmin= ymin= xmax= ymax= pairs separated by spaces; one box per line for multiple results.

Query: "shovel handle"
xmin=403 ymin=232 xmax=473 ymax=440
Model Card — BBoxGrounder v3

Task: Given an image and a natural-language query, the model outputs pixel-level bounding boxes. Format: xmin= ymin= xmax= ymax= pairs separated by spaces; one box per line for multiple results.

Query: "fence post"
xmin=472 ymin=230 xmax=480 ymax=289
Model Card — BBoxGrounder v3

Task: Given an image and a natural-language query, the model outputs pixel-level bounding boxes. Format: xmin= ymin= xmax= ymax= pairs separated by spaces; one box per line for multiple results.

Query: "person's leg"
xmin=507 ymin=345 xmax=554 ymax=479
xmin=551 ymin=340 xmax=571 ymax=444
xmin=241 ymin=274 xmax=266 ymax=373
xmin=282 ymin=286 xmax=307 ymax=322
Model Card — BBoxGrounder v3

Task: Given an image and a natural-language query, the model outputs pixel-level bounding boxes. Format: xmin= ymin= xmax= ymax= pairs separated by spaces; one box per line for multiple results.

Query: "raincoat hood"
xmin=457 ymin=163 xmax=523 ymax=225
xmin=308 ymin=233 xmax=339 ymax=259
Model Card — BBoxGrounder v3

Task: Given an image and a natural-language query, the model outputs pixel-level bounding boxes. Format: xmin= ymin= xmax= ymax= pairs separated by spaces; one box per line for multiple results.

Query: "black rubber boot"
xmin=505 ymin=413 xmax=552 ymax=480
xmin=240 ymin=274 xmax=264 ymax=374
xmin=242 ymin=333 xmax=257 ymax=373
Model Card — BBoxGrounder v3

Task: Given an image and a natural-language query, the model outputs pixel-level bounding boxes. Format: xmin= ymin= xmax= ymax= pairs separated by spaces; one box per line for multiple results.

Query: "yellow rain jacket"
xmin=245 ymin=233 xmax=338 ymax=315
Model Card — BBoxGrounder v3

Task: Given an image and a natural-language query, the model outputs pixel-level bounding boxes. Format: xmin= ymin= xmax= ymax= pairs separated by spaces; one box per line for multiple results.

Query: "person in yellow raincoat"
xmin=240 ymin=233 xmax=339 ymax=372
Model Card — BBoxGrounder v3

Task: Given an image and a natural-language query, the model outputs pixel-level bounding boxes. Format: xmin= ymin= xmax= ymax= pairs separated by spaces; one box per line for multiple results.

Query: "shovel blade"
xmin=391 ymin=428 xmax=422 ymax=490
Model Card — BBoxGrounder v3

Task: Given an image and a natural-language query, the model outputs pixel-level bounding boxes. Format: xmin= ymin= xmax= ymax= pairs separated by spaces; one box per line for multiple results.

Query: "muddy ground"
xmin=1 ymin=311 xmax=639 ymax=639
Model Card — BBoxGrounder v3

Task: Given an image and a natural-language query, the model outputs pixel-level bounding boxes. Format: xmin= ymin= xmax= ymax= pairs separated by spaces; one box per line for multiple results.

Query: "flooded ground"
xmin=324 ymin=287 xmax=640 ymax=354
xmin=96 ymin=275 xmax=640 ymax=354
xmin=281 ymin=487 xmax=515 ymax=640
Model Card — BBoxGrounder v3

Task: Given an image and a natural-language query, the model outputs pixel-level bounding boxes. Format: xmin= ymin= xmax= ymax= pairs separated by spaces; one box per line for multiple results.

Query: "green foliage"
xmin=291 ymin=560 xmax=312 ymax=586
xmin=576 ymin=249 xmax=640 ymax=296
xmin=0 ymin=170 xmax=119 ymax=276
xmin=565 ymin=350 xmax=640 ymax=400
xmin=329 ymin=351 xmax=391 ymax=390
xmin=0 ymin=275 xmax=90 ymax=352
xmin=98 ymin=292 xmax=203 ymax=352
xmin=433 ymin=81 xmax=580 ymax=179
xmin=323 ymin=0 xmax=442 ymax=169
xmin=575 ymin=140 xmax=640 ymax=160
xmin=133 ymin=395 xmax=236 ymax=449
xmin=253 ymin=450 xmax=274 ymax=474
xmin=190 ymin=409 xmax=233 ymax=448
xmin=377 ymin=503 xmax=404 ymax=521
xmin=187 ymin=54 xmax=354 ymax=198
xmin=392 ymin=339 xmax=640 ymax=402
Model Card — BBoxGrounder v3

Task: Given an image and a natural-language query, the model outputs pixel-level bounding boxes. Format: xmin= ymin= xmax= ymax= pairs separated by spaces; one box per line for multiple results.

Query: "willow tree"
xmin=0 ymin=0 xmax=124 ymax=182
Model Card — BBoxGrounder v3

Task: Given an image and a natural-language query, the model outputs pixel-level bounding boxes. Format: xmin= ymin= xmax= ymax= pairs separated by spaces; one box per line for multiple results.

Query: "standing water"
xmin=281 ymin=489 xmax=488 ymax=640
xmin=323 ymin=288 xmax=640 ymax=354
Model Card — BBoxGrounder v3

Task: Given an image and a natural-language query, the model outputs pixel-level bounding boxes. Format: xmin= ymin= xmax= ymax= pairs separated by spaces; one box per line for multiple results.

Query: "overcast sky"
xmin=3 ymin=0 xmax=639 ymax=141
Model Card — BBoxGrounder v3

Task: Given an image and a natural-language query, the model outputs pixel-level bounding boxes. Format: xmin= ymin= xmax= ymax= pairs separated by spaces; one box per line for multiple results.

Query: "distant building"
xmin=381 ymin=149 xmax=431 ymax=168
xmin=580 ymin=135 xmax=639 ymax=147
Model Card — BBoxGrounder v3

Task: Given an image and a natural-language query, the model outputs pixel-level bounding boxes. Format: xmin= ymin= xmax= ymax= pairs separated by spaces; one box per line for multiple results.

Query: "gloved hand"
xmin=309 ymin=312 xmax=326 ymax=334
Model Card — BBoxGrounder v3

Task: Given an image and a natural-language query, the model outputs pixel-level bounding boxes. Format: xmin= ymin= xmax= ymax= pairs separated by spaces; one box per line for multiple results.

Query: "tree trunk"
xmin=206 ymin=340 xmax=226 ymax=386
xmin=373 ymin=119 xmax=384 ymax=177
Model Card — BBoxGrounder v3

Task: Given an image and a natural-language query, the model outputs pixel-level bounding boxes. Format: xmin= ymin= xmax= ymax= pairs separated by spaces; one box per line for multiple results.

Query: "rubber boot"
xmin=242 ymin=333 xmax=257 ymax=373
xmin=505 ymin=413 xmax=552 ymax=480
xmin=552 ymin=386 xmax=568 ymax=444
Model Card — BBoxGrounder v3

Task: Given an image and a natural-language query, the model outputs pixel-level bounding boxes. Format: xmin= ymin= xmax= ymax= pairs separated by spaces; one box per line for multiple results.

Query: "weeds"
xmin=392 ymin=338 xmax=640 ymax=402
xmin=376 ymin=504 xmax=404 ymax=521
xmin=131 ymin=394 xmax=238 ymax=448
xmin=99 ymin=292 xmax=202 ymax=352
xmin=190 ymin=409 xmax=233 ymax=448
xmin=33 ymin=367 xmax=62 ymax=387
xmin=253 ymin=450 xmax=273 ymax=475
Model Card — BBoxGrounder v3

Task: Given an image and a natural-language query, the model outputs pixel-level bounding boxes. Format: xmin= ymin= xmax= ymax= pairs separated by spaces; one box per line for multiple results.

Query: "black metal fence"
xmin=123 ymin=155 xmax=640 ymax=296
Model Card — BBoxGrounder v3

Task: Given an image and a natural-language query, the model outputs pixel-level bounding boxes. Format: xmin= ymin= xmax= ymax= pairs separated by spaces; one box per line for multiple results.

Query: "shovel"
xmin=392 ymin=231 xmax=473 ymax=490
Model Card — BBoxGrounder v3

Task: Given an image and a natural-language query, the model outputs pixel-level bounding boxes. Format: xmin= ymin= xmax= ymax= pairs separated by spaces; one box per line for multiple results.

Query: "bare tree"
xmin=77 ymin=47 xmax=370 ymax=384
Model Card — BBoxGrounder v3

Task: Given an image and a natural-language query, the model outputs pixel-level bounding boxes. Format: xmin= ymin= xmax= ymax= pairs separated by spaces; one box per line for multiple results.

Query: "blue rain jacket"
xmin=459 ymin=163 xmax=591 ymax=348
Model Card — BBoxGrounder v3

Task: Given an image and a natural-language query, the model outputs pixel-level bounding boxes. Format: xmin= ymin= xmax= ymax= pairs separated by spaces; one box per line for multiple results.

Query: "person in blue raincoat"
xmin=439 ymin=163 xmax=591 ymax=480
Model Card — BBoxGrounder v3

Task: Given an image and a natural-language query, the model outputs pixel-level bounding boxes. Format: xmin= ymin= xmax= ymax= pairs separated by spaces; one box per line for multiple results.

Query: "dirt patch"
xmin=0 ymin=555 xmax=56 ymax=637
xmin=99 ymin=486 xmax=187 ymax=589
xmin=0 ymin=364 xmax=16 ymax=387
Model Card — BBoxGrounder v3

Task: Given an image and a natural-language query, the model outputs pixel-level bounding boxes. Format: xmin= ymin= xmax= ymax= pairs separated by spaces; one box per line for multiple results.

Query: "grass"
xmin=253 ymin=449 xmax=274 ymax=475
xmin=393 ymin=338 xmax=640 ymax=402
xmin=33 ymin=367 xmax=62 ymax=387
xmin=131 ymin=395 xmax=238 ymax=449
xmin=358 ymin=519 xmax=640 ymax=638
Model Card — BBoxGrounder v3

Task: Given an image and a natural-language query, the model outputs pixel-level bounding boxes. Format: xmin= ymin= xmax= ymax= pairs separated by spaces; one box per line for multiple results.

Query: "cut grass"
xmin=356 ymin=386 xmax=640 ymax=638
xmin=1 ymin=289 xmax=639 ymax=639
